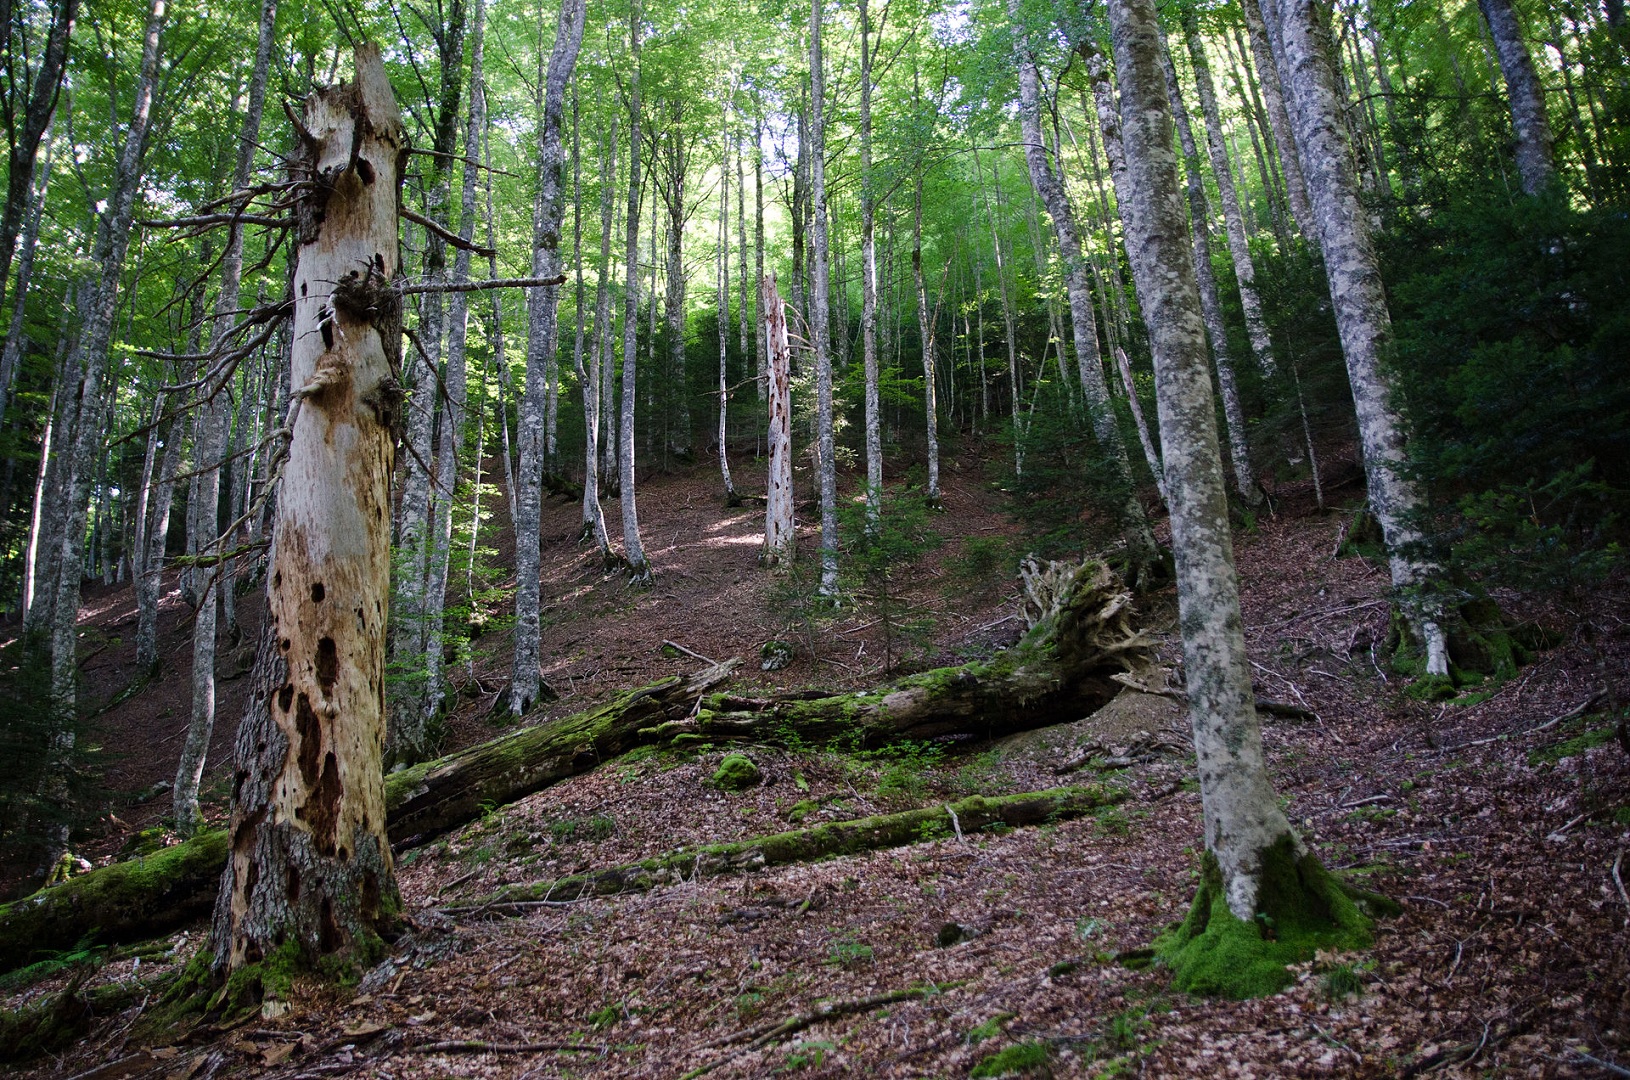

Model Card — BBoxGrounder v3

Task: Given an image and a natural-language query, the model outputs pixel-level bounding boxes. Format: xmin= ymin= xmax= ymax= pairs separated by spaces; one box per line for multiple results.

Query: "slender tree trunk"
xmin=1262 ymin=0 xmax=1449 ymax=676
xmin=509 ymin=0 xmax=587 ymax=718
xmin=620 ymin=3 xmax=651 ymax=584
xmin=762 ymin=273 xmax=794 ymax=565
xmin=1183 ymin=15 xmax=1277 ymax=381
xmin=211 ymin=43 xmax=405 ymax=985
xmin=577 ymin=119 xmax=614 ymax=555
xmin=1107 ymin=0 xmax=1303 ymax=930
xmin=412 ymin=0 xmax=489 ymax=755
xmin=1241 ymin=0 xmax=1315 ymax=239
xmin=1162 ymin=38 xmax=1263 ymax=507
xmin=717 ymin=110 xmax=737 ymax=505
xmin=911 ymin=173 xmax=941 ymax=507
xmin=44 ymin=0 xmax=165 ymax=868
xmin=0 ymin=0 xmax=75 ymax=319
xmin=1016 ymin=10 xmax=1160 ymax=571
xmin=809 ymin=0 xmax=839 ymax=596
xmin=176 ymin=0 xmax=278 ymax=837
xmin=1478 ymin=0 xmax=1556 ymax=195
xmin=1115 ymin=346 xmax=1167 ymax=505
xmin=859 ymin=0 xmax=882 ymax=523
xmin=753 ymin=113 xmax=767 ymax=404
xmin=660 ymin=104 xmax=692 ymax=459
xmin=0 ymin=124 xmax=56 ymax=425
xmin=1223 ymin=24 xmax=1288 ymax=250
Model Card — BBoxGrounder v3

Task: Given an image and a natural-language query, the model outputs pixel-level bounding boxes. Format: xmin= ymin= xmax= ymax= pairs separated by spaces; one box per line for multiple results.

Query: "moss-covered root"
xmin=1154 ymin=837 xmax=1388 ymax=999
xmin=473 ymin=785 xmax=1124 ymax=908
xmin=0 ymin=830 xmax=227 ymax=976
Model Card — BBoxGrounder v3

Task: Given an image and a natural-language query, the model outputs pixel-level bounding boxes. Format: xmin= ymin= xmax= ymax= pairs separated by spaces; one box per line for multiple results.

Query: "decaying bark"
xmin=761 ymin=273 xmax=794 ymax=565
xmin=210 ymin=44 xmax=407 ymax=981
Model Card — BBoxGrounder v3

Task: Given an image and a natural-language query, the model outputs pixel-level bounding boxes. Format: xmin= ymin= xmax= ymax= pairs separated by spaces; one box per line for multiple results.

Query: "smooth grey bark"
xmin=0 ymin=0 xmax=75 ymax=321
xmin=134 ymin=398 xmax=181 ymax=673
xmin=1241 ymin=0 xmax=1315 ymax=239
xmin=761 ymin=272 xmax=794 ymax=565
xmin=47 ymin=0 xmax=164 ymax=801
xmin=1223 ymin=24 xmax=1289 ymax=249
xmin=658 ymin=100 xmax=693 ymax=458
xmin=176 ymin=0 xmax=278 ymax=838
xmin=859 ymin=0 xmax=882 ymax=522
xmin=1108 ymin=0 xmax=1296 ymax=921
xmin=753 ymin=113 xmax=767 ymax=404
xmin=414 ymin=0 xmax=489 ymax=754
xmin=1263 ymin=0 xmax=1449 ymax=676
xmin=395 ymin=0 xmax=467 ymax=692
xmin=1183 ymin=15 xmax=1277 ymax=381
xmin=0 ymin=122 xmax=55 ymax=426
xmin=1015 ymin=11 xmax=1160 ymax=571
xmin=809 ymin=0 xmax=839 ymax=596
xmin=579 ymin=116 xmax=615 ymax=556
xmin=978 ymin=153 xmax=1024 ymax=480
xmin=508 ymin=0 xmax=587 ymax=717
xmin=619 ymin=2 xmax=651 ymax=584
xmin=716 ymin=108 xmax=736 ymax=505
xmin=1478 ymin=0 xmax=1556 ymax=195
xmin=910 ymin=171 xmax=941 ymax=506
xmin=736 ymin=121 xmax=751 ymax=377
xmin=1115 ymin=346 xmax=1167 ymax=506
xmin=1161 ymin=38 xmax=1262 ymax=507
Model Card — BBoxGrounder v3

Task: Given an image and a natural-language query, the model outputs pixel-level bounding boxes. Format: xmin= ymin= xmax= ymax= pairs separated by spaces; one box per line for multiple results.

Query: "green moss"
xmin=968 ymin=1011 xmax=1017 ymax=1043
xmin=786 ymin=798 xmax=822 ymax=824
xmin=1154 ymin=838 xmax=1377 ymax=999
xmin=970 ymin=1039 xmax=1054 ymax=1077
xmin=1529 ymin=722 xmax=1616 ymax=765
xmin=711 ymin=753 xmax=762 ymax=791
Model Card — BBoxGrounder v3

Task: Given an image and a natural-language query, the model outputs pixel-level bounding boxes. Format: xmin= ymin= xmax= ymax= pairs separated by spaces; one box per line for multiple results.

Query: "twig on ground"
xmin=402 ymin=1040 xmax=606 ymax=1054
xmin=1612 ymin=849 xmax=1628 ymax=928
xmin=944 ymin=805 xmax=965 ymax=843
xmin=662 ymin=639 xmax=718 ymax=665
xmin=1573 ymin=1051 xmax=1630 ymax=1078
xmin=1458 ymin=687 xmax=1606 ymax=749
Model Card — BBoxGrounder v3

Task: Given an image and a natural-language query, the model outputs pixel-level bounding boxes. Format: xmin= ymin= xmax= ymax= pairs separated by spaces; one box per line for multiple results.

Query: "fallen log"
xmin=0 ymin=559 xmax=1145 ymax=971
xmin=446 ymin=783 xmax=1124 ymax=911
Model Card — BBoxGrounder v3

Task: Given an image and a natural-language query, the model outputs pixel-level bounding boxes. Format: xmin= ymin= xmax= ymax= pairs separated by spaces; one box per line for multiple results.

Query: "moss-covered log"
xmin=0 ymin=830 xmax=227 ymax=974
xmin=0 ymin=559 xmax=1145 ymax=971
xmin=648 ymin=559 xmax=1148 ymax=749
xmin=384 ymin=660 xmax=739 ymax=845
xmin=470 ymin=784 xmax=1124 ymax=908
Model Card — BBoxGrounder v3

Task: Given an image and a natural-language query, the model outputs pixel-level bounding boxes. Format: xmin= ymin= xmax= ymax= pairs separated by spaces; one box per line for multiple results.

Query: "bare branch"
xmin=400 ymin=205 xmax=496 ymax=257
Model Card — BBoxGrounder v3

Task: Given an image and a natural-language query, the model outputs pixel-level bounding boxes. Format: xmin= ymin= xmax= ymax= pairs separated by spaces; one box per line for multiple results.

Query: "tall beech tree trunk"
xmin=658 ymin=102 xmax=692 ymax=459
xmin=717 ymin=111 xmax=736 ymax=505
xmin=1106 ymin=0 xmax=1368 ymax=990
xmin=176 ymin=0 xmax=278 ymax=837
xmin=736 ymin=122 xmax=751 ymax=377
xmin=1241 ymin=0 xmax=1314 ymax=240
xmin=0 ymin=0 xmax=75 ymax=322
xmin=762 ymin=273 xmax=794 ymax=565
xmin=753 ymin=113 xmax=767 ymax=405
xmin=808 ymin=0 xmax=839 ymax=596
xmin=911 ymin=170 xmax=941 ymax=507
xmin=211 ymin=43 xmax=405 ymax=985
xmin=416 ymin=0 xmax=489 ymax=747
xmin=1015 ymin=9 xmax=1160 ymax=575
xmin=1478 ymin=0 xmax=1556 ymax=195
xmin=859 ymin=0 xmax=882 ymax=522
xmin=44 ymin=0 xmax=164 ymax=865
xmin=1161 ymin=38 xmax=1262 ymax=507
xmin=619 ymin=2 xmax=651 ymax=584
xmin=509 ymin=0 xmax=587 ymax=716
xmin=1183 ymin=15 xmax=1277 ymax=381
xmin=1262 ymin=0 xmax=1449 ymax=676
xmin=579 ymin=117 xmax=615 ymax=556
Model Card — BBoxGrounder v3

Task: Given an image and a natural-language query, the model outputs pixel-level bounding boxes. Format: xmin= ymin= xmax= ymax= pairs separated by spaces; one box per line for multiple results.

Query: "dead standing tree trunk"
xmin=212 ymin=43 xmax=407 ymax=986
xmin=761 ymin=272 xmax=794 ymax=565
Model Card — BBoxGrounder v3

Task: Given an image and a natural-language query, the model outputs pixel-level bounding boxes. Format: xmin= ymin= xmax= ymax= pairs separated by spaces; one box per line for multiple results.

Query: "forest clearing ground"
xmin=4 ymin=456 xmax=1629 ymax=1077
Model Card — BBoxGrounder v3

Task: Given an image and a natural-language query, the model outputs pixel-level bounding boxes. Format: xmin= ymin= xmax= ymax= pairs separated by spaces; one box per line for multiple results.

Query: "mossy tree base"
xmin=1154 ymin=837 xmax=1388 ymax=999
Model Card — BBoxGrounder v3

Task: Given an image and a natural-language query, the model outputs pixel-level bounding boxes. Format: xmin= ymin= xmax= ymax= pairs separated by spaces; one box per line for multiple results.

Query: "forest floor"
xmin=4 ymin=445 xmax=1630 ymax=1078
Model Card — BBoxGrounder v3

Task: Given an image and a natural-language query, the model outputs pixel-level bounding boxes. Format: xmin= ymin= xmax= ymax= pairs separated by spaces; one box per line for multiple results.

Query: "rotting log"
xmin=455 ymin=784 xmax=1124 ymax=910
xmin=0 ymin=559 xmax=1145 ymax=970
xmin=647 ymin=558 xmax=1147 ymax=749
xmin=0 ymin=831 xmax=227 ymax=974
xmin=384 ymin=660 xmax=738 ymax=845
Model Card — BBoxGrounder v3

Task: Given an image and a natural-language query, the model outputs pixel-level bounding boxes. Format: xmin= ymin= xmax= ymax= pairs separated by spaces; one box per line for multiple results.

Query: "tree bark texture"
xmin=859 ymin=0 xmax=882 ymax=521
xmin=620 ymin=3 xmax=651 ymax=584
xmin=1108 ymin=0 xmax=1298 ymax=921
xmin=808 ymin=0 xmax=839 ymax=595
xmin=211 ymin=43 xmax=407 ymax=979
xmin=1240 ymin=0 xmax=1315 ymax=240
xmin=1478 ymin=0 xmax=1557 ymax=195
xmin=910 ymin=172 xmax=941 ymax=506
xmin=0 ymin=0 xmax=75 ymax=321
xmin=717 ymin=116 xmax=736 ymax=505
xmin=579 ymin=117 xmax=615 ymax=556
xmin=1262 ymin=0 xmax=1449 ymax=676
xmin=1016 ymin=12 xmax=1160 ymax=572
xmin=1161 ymin=39 xmax=1262 ymax=507
xmin=508 ymin=0 xmax=587 ymax=716
xmin=1182 ymin=15 xmax=1277 ymax=381
xmin=761 ymin=273 xmax=794 ymax=565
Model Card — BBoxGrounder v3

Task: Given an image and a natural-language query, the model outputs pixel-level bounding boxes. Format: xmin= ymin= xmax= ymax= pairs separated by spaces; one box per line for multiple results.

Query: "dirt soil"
xmin=5 ymin=450 xmax=1630 ymax=1078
